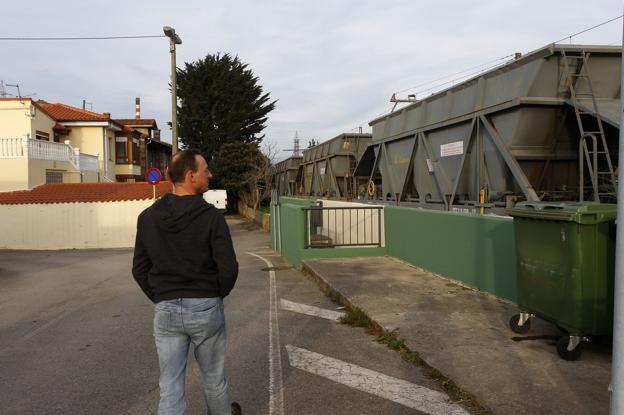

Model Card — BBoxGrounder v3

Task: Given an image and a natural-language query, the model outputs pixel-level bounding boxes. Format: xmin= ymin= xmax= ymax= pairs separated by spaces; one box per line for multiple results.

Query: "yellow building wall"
xmin=115 ymin=164 xmax=141 ymax=176
xmin=65 ymin=126 xmax=115 ymax=180
xmin=0 ymin=101 xmax=33 ymax=138
xmin=0 ymin=159 xmax=29 ymax=191
xmin=0 ymin=158 xmax=84 ymax=192
xmin=0 ymin=199 xmax=153 ymax=249
xmin=30 ymin=107 xmax=56 ymax=139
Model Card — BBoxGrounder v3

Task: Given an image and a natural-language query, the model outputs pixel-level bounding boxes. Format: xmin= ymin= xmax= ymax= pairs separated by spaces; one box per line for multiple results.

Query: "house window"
xmin=132 ymin=138 xmax=140 ymax=164
xmin=116 ymin=137 xmax=128 ymax=163
xmin=46 ymin=171 xmax=63 ymax=183
xmin=35 ymin=130 xmax=50 ymax=141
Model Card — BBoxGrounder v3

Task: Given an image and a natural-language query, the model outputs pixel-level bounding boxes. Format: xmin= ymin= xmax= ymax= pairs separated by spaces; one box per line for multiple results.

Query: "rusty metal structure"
xmin=298 ymin=133 xmax=372 ymax=198
xmin=354 ymin=44 xmax=621 ymax=212
xmin=267 ymin=155 xmax=302 ymax=196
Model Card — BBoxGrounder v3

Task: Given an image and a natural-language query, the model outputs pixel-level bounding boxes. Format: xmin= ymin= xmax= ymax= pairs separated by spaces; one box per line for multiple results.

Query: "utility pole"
xmin=610 ymin=14 xmax=624 ymax=414
xmin=163 ymin=26 xmax=182 ymax=155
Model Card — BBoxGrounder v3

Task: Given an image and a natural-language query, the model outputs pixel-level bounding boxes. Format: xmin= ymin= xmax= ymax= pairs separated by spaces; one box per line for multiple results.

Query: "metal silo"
xmin=300 ymin=133 xmax=372 ymax=198
xmin=267 ymin=155 xmax=302 ymax=196
xmin=355 ymin=44 xmax=620 ymax=212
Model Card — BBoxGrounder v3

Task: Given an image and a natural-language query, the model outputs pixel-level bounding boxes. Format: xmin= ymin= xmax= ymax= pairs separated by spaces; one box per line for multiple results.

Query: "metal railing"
xmin=79 ymin=153 xmax=100 ymax=172
xmin=303 ymin=206 xmax=383 ymax=248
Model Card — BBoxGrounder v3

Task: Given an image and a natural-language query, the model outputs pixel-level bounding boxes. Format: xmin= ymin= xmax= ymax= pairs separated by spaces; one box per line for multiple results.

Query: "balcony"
xmin=0 ymin=137 xmax=99 ymax=172
xmin=0 ymin=137 xmax=100 ymax=191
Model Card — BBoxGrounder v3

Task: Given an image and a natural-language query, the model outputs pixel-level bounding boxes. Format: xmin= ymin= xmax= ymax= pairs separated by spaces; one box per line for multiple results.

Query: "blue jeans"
xmin=154 ymin=297 xmax=230 ymax=415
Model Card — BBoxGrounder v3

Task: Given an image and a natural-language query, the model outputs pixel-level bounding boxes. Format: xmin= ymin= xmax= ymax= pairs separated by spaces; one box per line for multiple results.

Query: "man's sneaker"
xmin=231 ymin=402 xmax=242 ymax=415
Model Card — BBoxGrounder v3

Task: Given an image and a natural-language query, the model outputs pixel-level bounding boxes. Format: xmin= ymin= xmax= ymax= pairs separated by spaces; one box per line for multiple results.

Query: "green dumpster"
xmin=505 ymin=202 xmax=616 ymax=360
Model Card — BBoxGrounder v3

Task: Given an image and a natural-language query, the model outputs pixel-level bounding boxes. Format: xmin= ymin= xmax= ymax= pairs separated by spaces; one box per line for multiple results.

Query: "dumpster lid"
xmin=506 ymin=202 xmax=617 ymax=224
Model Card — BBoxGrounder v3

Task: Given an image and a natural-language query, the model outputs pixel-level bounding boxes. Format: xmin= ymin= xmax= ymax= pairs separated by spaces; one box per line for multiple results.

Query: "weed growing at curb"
xmin=301 ymin=264 xmax=492 ymax=414
xmin=340 ymin=307 xmax=371 ymax=328
xmin=376 ymin=329 xmax=492 ymax=415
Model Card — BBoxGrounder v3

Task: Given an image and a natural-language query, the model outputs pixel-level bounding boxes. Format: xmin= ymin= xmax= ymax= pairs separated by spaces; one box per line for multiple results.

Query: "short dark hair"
xmin=168 ymin=149 xmax=202 ymax=184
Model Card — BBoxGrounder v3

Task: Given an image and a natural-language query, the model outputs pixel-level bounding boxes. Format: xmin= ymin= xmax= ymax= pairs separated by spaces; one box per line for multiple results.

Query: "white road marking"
xmin=286 ymin=345 xmax=470 ymax=415
xmin=279 ymin=299 xmax=345 ymax=322
xmin=247 ymin=252 xmax=285 ymax=415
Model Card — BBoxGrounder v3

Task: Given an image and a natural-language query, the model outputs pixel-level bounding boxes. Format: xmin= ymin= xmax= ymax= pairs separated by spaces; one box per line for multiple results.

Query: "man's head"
xmin=168 ymin=149 xmax=213 ymax=195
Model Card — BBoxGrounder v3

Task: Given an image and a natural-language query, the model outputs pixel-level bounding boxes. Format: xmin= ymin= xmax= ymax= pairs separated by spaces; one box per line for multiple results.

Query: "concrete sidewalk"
xmin=302 ymin=256 xmax=612 ymax=415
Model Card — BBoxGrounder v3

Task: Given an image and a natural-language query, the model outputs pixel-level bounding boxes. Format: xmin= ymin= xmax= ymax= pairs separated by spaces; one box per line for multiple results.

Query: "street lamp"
xmin=163 ymin=26 xmax=182 ymax=155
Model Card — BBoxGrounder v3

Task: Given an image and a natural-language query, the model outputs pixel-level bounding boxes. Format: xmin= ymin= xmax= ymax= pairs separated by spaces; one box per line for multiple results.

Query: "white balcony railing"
xmin=0 ymin=137 xmax=100 ymax=173
xmin=28 ymin=138 xmax=73 ymax=162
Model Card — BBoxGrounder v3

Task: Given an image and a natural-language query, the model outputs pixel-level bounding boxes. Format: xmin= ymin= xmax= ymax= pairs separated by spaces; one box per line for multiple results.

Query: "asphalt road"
xmin=0 ymin=217 xmax=467 ymax=415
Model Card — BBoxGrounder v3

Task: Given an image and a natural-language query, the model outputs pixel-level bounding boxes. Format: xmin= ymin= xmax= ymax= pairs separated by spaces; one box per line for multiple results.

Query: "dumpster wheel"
xmin=509 ymin=313 xmax=531 ymax=334
xmin=556 ymin=335 xmax=584 ymax=361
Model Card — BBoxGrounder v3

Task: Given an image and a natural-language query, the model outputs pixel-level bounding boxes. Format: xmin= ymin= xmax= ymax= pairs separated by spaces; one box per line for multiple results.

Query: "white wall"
xmin=314 ymin=199 xmax=385 ymax=247
xmin=0 ymin=199 xmax=154 ymax=249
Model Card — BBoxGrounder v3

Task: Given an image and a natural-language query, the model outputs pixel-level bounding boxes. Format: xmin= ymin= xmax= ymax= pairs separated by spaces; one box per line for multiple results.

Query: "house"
xmin=114 ymin=98 xmax=172 ymax=181
xmin=0 ymin=98 xmax=101 ymax=192
xmin=0 ymin=97 xmax=172 ymax=191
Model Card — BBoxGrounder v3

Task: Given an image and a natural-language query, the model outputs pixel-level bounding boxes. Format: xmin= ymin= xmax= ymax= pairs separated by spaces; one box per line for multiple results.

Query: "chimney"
xmin=103 ymin=112 xmax=111 ymax=119
xmin=135 ymin=97 xmax=141 ymax=119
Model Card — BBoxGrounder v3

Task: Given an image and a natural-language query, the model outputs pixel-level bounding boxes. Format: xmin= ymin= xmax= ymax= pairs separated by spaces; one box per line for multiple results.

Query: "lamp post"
xmin=163 ymin=26 xmax=182 ymax=155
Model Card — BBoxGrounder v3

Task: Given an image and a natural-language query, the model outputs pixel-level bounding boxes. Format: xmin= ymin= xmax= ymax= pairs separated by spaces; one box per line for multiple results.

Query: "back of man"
xmin=132 ymin=149 xmax=240 ymax=415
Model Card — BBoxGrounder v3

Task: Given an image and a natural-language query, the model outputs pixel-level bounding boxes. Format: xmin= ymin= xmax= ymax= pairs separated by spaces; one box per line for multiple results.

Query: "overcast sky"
xmin=2 ymin=1 xmax=622 ymax=160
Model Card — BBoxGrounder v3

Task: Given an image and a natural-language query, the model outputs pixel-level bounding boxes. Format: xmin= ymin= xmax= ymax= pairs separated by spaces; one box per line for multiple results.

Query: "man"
xmin=132 ymin=149 xmax=241 ymax=415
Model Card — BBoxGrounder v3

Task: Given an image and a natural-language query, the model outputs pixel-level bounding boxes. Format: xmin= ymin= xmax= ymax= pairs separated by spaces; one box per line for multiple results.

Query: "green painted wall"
xmin=277 ymin=201 xmax=386 ymax=268
xmin=384 ymin=206 xmax=517 ymax=302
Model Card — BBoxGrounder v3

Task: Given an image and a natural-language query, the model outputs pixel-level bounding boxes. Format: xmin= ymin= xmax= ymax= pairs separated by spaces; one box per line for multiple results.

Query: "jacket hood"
xmin=151 ymin=193 xmax=212 ymax=233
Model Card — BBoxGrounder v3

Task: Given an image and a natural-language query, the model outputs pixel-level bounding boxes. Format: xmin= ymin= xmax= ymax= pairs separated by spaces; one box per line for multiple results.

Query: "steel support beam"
xmin=418 ymin=132 xmax=449 ymax=210
xmin=480 ymin=115 xmax=540 ymax=202
xmin=399 ymin=135 xmax=419 ymax=202
xmin=449 ymin=117 xmax=477 ymax=207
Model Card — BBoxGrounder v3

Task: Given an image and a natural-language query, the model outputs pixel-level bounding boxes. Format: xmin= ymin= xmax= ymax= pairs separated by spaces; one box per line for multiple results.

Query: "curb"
xmin=300 ymin=260 xmax=492 ymax=415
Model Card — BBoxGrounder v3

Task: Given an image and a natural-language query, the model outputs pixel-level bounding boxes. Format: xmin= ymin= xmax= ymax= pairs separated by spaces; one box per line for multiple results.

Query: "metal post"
xmin=170 ymin=37 xmax=178 ymax=155
xmin=163 ymin=26 xmax=182 ymax=155
xmin=610 ymin=17 xmax=624 ymax=414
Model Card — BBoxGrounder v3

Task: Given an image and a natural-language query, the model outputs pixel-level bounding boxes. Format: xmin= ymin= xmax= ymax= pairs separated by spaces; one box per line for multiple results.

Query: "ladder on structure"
xmin=345 ymin=156 xmax=357 ymax=199
xmin=561 ymin=49 xmax=617 ymax=202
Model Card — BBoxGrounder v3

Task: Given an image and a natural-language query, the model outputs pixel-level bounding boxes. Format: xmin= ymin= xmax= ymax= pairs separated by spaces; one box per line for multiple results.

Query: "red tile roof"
xmin=36 ymin=101 xmax=110 ymax=122
xmin=0 ymin=182 xmax=174 ymax=205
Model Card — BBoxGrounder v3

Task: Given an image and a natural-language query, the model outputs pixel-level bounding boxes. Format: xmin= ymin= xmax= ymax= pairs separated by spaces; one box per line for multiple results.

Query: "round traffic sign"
xmin=146 ymin=168 xmax=162 ymax=185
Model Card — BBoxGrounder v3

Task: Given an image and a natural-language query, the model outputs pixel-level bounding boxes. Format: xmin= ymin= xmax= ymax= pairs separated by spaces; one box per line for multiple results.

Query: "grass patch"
xmin=377 ymin=329 xmax=405 ymax=351
xmin=301 ymin=264 xmax=492 ymax=414
xmin=340 ymin=307 xmax=371 ymax=328
xmin=375 ymin=329 xmax=491 ymax=414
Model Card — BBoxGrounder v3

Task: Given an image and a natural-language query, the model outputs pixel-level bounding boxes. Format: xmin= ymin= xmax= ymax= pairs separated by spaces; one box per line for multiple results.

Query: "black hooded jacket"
xmin=132 ymin=193 xmax=238 ymax=303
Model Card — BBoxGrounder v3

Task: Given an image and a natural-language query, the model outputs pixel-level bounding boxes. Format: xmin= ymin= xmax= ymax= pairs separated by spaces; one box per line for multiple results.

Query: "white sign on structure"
xmin=425 ymin=158 xmax=434 ymax=173
xmin=440 ymin=141 xmax=464 ymax=157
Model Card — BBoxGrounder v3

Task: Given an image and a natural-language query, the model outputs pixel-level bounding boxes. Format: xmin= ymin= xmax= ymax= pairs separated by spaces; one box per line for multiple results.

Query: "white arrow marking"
xmin=279 ymin=299 xmax=345 ymax=322
xmin=286 ymin=345 xmax=470 ymax=415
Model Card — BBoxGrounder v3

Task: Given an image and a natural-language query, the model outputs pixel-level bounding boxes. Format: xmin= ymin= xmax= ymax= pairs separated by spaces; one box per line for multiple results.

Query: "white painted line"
xmin=247 ymin=252 xmax=285 ymax=415
xmin=279 ymin=299 xmax=345 ymax=322
xmin=286 ymin=345 xmax=470 ymax=415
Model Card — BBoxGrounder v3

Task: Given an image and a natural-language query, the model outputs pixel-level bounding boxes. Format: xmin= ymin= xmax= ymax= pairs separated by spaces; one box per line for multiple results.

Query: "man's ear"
xmin=185 ymin=169 xmax=195 ymax=183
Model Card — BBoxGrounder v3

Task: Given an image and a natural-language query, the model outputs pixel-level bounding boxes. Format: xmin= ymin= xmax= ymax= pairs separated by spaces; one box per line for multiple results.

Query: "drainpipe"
xmin=102 ymin=128 xmax=108 ymax=180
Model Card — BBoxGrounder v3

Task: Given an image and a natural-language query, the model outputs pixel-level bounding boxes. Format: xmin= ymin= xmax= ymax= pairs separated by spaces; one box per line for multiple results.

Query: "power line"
xmin=393 ymin=14 xmax=624 ymax=98
xmin=0 ymin=35 xmax=165 ymax=41
xmin=553 ymin=14 xmax=623 ymax=44
xmin=394 ymin=54 xmax=515 ymax=95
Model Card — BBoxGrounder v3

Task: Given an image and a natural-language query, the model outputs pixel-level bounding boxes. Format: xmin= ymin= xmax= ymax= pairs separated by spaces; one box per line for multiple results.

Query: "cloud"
xmin=2 ymin=0 xmax=621 ymax=155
